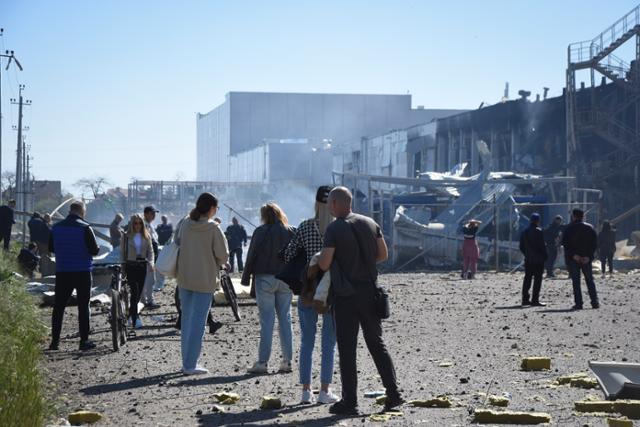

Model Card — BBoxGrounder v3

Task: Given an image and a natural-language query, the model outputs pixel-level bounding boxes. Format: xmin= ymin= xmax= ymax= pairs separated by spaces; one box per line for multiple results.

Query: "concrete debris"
xmin=211 ymin=405 xmax=226 ymax=413
xmin=369 ymin=411 xmax=403 ymax=422
xmin=213 ymin=392 xmax=240 ymax=404
xmin=521 ymin=357 xmax=551 ymax=371
xmin=375 ymin=395 xmax=387 ymax=405
xmin=575 ymin=400 xmax=640 ymax=419
xmin=607 ymin=418 xmax=633 ymax=427
xmin=260 ymin=396 xmax=283 ymax=410
xmin=438 ymin=361 xmax=454 ymax=367
xmin=570 ymin=377 xmax=599 ymax=389
xmin=68 ymin=410 xmax=103 ymax=425
xmin=488 ymin=395 xmax=510 ymax=407
xmin=472 ymin=409 xmax=551 ymax=424
xmin=556 ymin=373 xmax=589 ymax=385
xmin=409 ymin=397 xmax=452 ymax=408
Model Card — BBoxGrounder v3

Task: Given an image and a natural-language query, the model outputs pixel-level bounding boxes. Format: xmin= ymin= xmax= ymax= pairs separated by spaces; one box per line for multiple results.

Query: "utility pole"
xmin=10 ymin=86 xmax=31 ymax=246
xmin=0 ymin=29 xmax=24 ymax=203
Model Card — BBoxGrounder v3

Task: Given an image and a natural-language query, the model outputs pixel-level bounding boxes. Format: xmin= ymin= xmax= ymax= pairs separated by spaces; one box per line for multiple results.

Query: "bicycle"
xmin=94 ymin=263 xmax=129 ymax=351
xmin=220 ymin=268 xmax=241 ymax=321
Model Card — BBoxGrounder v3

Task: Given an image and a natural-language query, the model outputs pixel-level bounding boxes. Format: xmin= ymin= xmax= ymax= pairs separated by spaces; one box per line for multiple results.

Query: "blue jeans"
xmin=255 ymin=274 xmax=293 ymax=363
xmin=179 ymin=287 xmax=213 ymax=370
xmin=298 ymin=299 xmax=336 ymax=385
xmin=567 ymin=259 xmax=599 ymax=307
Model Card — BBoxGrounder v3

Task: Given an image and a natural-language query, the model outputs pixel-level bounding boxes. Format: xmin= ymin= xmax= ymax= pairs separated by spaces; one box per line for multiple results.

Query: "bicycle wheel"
xmin=110 ymin=289 xmax=120 ymax=351
xmin=222 ymin=276 xmax=241 ymax=321
xmin=118 ymin=288 xmax=128 ymax=346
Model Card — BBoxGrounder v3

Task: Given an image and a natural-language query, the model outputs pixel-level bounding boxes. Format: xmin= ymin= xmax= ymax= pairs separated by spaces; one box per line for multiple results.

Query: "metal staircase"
xmin=566 ymin=4 xmax=640 ymax=198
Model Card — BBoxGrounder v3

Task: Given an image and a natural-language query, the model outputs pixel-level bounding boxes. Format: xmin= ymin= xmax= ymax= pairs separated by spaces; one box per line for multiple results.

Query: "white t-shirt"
xmin=133 ymin=233 xmax=143 ymax=255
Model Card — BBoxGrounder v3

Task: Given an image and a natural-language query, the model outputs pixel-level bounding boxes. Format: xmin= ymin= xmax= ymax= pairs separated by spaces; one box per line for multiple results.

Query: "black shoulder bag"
xmin=276 ymin=225 xmax=306 ymax=295
xmin=349 ymin=223 xmax=390 ymax=319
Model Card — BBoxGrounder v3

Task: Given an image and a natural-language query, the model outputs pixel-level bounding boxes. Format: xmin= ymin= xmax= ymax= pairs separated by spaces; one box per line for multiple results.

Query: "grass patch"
xmin=0 ymin=250 xmax=50 ymax=426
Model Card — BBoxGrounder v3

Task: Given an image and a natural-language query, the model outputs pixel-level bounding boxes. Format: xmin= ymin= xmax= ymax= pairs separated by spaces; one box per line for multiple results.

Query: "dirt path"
xmin=43 ymin=271 xmax=640 ymax=426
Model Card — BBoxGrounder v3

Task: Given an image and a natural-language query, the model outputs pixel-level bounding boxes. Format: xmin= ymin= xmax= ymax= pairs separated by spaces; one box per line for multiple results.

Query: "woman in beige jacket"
xmin=177 ymin=192 xmax=229 ymax=375
xmin=120 ymin=213 xmax=154 ymax=329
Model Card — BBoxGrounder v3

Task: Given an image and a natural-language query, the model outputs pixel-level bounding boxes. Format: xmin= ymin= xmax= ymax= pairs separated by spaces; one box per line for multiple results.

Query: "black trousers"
xmin=334 ymin=287 xmax=399 ymax=406
xmin=522 ymin=262 xmax=544 ymax=304
xmin=229 ymin=248 xmax=243 ymax=272
xmin=51 ymin=271 xmax=92 ymax=344
xmin=567 ymin=259 xmax=599 ymax=307
xmin=0 ymin=227 xmax=11 ymax=250
xmin=126 ymin=262 xmax=147 ymax=323
xmin=174 ymin=285 xmax=216 ymax=327
xmin=545 ymin=245 xmax=557 ymax=276
xmin=600 ymin=253 xmax=614 ymax=274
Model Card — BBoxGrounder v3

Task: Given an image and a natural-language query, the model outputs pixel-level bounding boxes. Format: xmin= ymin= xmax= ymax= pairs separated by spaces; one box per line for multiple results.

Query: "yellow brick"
xmin=521 ymin=357 xmax=551 ymax=371
xmin=556 ymin=372 xmax=588 ymax=385
xmin=607 ymin=417 xmax=633 ymax=427
xmin=260 ymin=396 xmax=283 ymax=410
xmin=613 ymin=400 xmax=640 ymax=420
xmin=472 ymin=409 xmax=551 ymax=424
xmin=488 ymin=395 xmax=510 ymax=407
xmin=574 ymin=400 xmax=615 ymax=413
xmin=68 ymin=411 xmax=103 ymax=425
xmin=409 ymin=397 xmax=452 ymax=408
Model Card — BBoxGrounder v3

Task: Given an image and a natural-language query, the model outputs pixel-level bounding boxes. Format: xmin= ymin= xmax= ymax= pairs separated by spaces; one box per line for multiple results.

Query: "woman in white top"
xmin=121 ymin=213 xmax=154 ymax=329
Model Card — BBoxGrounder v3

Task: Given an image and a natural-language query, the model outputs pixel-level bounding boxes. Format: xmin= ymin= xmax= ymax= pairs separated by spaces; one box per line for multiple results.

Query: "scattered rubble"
xmin=260 ymin=396 xmax=282 ymax=410
xmin=67 ymin=410 xmax=103 ymax=425
xmin=472 ymin=409 xmax=551 ymax=424
xmin=574 ymin=400 xmax=640 ymax=419
xmin=521 ymin=357 xmax=551 ymax=371
xmin=409 ymin=397 xmax=452 ymax=408
xmin=607 ymin=418 xmax=634 ymax=427
xmin=213 ymin=392 xmax=240 ymax=404
xmin=488 ymin=395 xmax=510 ymax=407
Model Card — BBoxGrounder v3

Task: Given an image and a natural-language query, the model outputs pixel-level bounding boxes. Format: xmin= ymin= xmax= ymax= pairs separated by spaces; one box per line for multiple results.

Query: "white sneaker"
xmin=301 ymin=389 xmax=314 ymax=404
xmin=278 ymin=360 xmax=292 ymax=373
xmin=318 ymin=390 xmax=340 ymax=404
xmin=248 ymin=361 xmax=268 ymax=374
xmin=183 ymin=365 xmax=209 ymax=375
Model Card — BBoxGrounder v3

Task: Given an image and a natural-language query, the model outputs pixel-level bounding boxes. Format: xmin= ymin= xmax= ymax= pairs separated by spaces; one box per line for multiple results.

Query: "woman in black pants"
xmin=121 ymin=214 xmax=155 ymax=329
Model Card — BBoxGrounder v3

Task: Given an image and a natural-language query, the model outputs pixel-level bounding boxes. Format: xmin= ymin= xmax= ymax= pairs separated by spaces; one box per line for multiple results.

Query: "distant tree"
xmin=74 ymin=176 xmax=112 ymax=199
xmin=1 ymin=171 xmax=15 ymax=193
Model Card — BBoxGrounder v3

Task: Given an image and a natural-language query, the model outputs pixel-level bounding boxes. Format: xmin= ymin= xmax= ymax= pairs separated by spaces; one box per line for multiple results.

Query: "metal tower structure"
xmin=566 ymin=5 xmax=640 ymax=210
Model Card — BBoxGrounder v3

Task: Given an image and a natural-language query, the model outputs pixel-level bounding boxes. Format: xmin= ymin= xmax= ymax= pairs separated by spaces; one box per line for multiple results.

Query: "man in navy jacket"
xmin=519 ymin=213 xmax=548 ymax=306
xmin=48 ymin=201 xmax=100 ymax=351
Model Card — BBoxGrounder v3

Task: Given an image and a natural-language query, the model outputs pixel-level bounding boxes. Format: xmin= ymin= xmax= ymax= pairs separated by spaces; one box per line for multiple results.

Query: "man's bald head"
xmin=328 ymin=186 xmax=353 ymax=217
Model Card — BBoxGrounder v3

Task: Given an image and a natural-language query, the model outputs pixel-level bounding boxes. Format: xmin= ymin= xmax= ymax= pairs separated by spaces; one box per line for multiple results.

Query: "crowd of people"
xmin=0 ymin=186 xmax=621 ymax=416
xmin=40 ymin=186 xmax=402 ymax=415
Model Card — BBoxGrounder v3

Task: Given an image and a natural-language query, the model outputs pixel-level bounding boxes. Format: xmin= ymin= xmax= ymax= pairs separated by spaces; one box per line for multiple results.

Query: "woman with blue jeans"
xmin=284 ymin=186 xmax=339 ymax=404
xmin=176 ymin=192 xmax=229 ymax=375
xmin=242 ymin=203 xmax=295 ymax=374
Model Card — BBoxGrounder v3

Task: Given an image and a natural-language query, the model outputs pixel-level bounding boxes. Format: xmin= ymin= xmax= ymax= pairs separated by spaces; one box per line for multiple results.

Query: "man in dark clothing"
xmin=519 ymin=213 xmax=548 ymax=307
xmin=226 ymin=217 xmax=247 ymax=272
xmin=17 ymin=242 xmax=40 ymax=278
xmin=543 ymin=215 xmax=563 ymax=277
xmin=109 ymin=213 xmax=124 ymax=248
xmin=48 ymin=201 xmax=100 ymax=351
xmin=28 ymin=212 xmax=50 ymax=245
xmin=561 ymin=208 xmax=600 ymax=310
xmin=0 ymin=200 xmax=16 ymax=250
xmin=156 ymin=215 xmax=173 ymax=246
xmin=318 ymin=186 xmax=402 ymax=415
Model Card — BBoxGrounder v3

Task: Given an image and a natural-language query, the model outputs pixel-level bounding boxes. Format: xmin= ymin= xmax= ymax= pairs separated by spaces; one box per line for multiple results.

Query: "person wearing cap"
xmin=543 ymin=215 xmax=563 ymax=278
xmin=519 ymin=213 xmax=548 ymax=307
xmin=283 ymin=185 xmax=339 ymax=405
xmin=141 ymin=206 xmax=161 ymax=309
xmin=562 ymin=208 xmax=599 ymax=310
xmin=461 ymin=219 xmax=481 ymax=280
xmin=226 ymin=217 xmax=248 ymax=273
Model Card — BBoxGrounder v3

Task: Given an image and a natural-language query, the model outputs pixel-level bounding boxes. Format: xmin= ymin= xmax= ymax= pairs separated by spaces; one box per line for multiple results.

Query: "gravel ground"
xmin=42 ymin=270 xmax=640 ymax=426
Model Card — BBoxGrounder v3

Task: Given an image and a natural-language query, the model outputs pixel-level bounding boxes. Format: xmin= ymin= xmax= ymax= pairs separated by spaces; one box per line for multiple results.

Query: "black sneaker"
xmin=531 ymin=302 xmax=547 ymax=307
xmin=592 ymin=302 xmax=600 ymax=309
xmin=522 ymin=300 xmax=531 ymax=307
xmin=79 ymin=340 xmax=96 ymax=351
xmin=208 ymin=321 xmax=223 ymax=335
xmin=571 ymin=305 xmax=583 ymax=311
xmin=48 ymin=342 xmax=59 ymax=351
xmin=383 ymin=394 xmax=405 ymax=412
xmin=329 ymin=400 xmax=358 ymax=415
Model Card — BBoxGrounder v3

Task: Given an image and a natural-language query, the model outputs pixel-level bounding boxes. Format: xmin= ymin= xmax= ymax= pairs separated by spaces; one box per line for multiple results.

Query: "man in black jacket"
xmin=520 ymin=213 xmax=548 ymax=307
xmin=226 ymin=217 xmax=247 ymax=272
xmin=0 ymin=200 xmax=16 ymax=250
xmin=561 ymin=208 xmax=599 ymax=310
